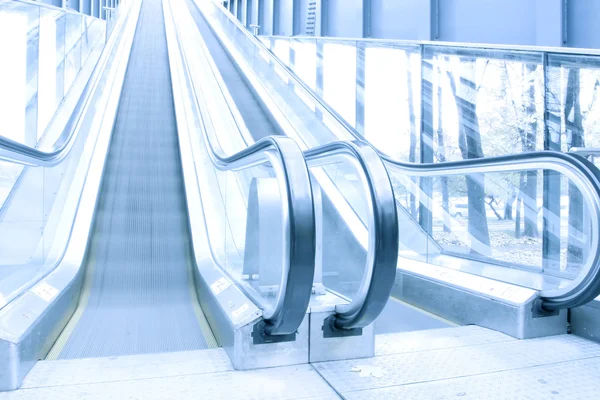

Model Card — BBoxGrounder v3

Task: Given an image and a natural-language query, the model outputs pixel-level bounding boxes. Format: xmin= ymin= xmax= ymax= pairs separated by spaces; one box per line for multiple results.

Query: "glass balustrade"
xmin=0 ymin=1 xmax=126 ymax=309
xmin=200 ymin=1 xmax=600 ymax=294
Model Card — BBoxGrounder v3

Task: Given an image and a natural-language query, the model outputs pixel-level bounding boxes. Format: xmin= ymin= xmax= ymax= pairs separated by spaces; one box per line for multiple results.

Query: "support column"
xmin=252 ymin=0 xmax=259 ymax=27
xmin=242 ymin=0 xmax=248 ymax=26
xmin=273 ymin=0 xmax=280 ymax=34
xmin=362 ymin=0 xmax=371 ymax=38
xmin=355 ymin=43 xmax=365 ymax=135
xmin=321 ymin=0 xmax=328 ymax=36
xmin=543 ymin=54 xmax=562 ymax=272
xmin=292 ymin=0 xmax=301 ymax=35
xmin=69 ymin=0 xmax=81 ymax=11
xmin=233 ymin=0 xmax=238 ymax=21
xmin=315 ymin=41 xmax=324 ymax=120
xmin=259 ymin=0 xmax=275 ymax=35
xmin=535 ymin=0 xmax=565 ymax=46
xmin=82 ymin=0 xmax=91 ymax=16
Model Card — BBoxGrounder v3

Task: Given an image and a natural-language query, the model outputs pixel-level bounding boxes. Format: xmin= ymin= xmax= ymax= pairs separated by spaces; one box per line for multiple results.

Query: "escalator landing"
xmin=8 ymin=326 xmax=600 ymax=399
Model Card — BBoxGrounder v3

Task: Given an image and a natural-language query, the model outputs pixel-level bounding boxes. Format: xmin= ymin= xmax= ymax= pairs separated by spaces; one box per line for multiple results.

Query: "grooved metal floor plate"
xmin=51 ymin=0 xmax=214 ymax=359
xmin=22 ymin=349 xmax=232 ymax=388
xmin=314 ymin=334 xmax=600 ymax=395
xmin=342 ymin=357 xmax=600 ymax=399
xmin=3 ymin=364 xmax=340 ymax=400
xmin=375 ymin=325 xmax=515 ymax=356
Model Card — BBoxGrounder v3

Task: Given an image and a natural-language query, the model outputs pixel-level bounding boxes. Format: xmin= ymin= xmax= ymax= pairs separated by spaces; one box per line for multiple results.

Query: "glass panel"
xmin=0 ymin=2 xmax=109 ymax=309
xmin=387 ymin=163 xmax=592 ymax=291
xmin=64 ymin=13 xmax=83 ymax=93
xmin=311 ymin=160 xmax=370 ymax=301
xmin=0 ymin=3 xmax=40 ymax=146
xmin=291 ymin=39 xmax=316 ymax=90
xmin=38 ymin=8 xmax=66 ymax=138
xmin=322 ymin=41 xmax=356 ymax=127
xmin=422 ymin=47 xmax=544 ymax=165
xmin=546 ymin=54 xmax=600 ymax=160
xmin=363 ymin=43 xmax=421 ymax=160
xmin=546 ymin=54 xmax=600 ymax=279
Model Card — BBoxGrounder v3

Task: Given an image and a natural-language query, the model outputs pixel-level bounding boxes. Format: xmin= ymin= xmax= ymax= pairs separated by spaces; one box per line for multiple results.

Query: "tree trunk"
xmin=447 ymin=60 xmax=491 ymax=257
xmin=565 ymin=68 xmax=585 ymax=268
xmin=436 ymin=70 xmax=450 ymax=232
xmin=523 ymin=65 xmax=539 ymax=238
xmin=515 ymin=172 xmax=525 ymax=238
xmin=504 ymin=190 xmax=515 ymax=220
xmin=486 ymin=197 xmax=502 ymax=220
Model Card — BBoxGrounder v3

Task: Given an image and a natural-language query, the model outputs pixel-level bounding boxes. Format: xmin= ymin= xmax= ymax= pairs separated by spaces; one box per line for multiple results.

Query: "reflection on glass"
xmin=0 ymin=1 xmax=108 ymax=309
xmin=291 ymin=39 xmax=316 ymax=90
xmin=323 ymin=42 xmax=356 ymax=126
xmin=389 ymin=164 xmax=593 ymax=290
xmin=364 ymin=44 xmax=421 ymax=160
xmin=311 ymin=160 xmax=370 ymax=302
xmin=0 ymin=5 xmax=36 ymax=145
xmin=65 ymin=13 xmax=83 ymax=93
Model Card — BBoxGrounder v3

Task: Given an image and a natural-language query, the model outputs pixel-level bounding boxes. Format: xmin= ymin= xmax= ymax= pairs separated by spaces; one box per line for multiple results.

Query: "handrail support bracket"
xmin=321 ymin=315 xmax=363 ymax=338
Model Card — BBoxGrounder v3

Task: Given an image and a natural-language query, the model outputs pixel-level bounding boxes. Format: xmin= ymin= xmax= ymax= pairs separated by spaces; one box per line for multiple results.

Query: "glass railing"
xmin=0 ymin=1 xmax=107 ymax=210
xmin=0 ymin=0 xmax=130 ymax=309
xmin=194 ymin=1 xmax=600 ymax=308
xmin=258 ymin=37 xmax=600 ymax=288
xmin=261 ymin=37 xmax=600 ymax=164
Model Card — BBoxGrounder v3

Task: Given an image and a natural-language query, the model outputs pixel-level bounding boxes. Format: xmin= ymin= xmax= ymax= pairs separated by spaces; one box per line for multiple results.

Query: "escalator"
xmin=1 ymin=0 xmax=402 ymax=390
xmin=0 ymin=0 xmax=327 ymax=388
xmin=4 ymin=1 xmax=600 ymax=397
xmin=178 ymin=0 xmax=600 ymax=332
xmin=179 ymin=0 xmax=451 ymax=334
xmin=46 ymin=0 xmax=216 ymax=360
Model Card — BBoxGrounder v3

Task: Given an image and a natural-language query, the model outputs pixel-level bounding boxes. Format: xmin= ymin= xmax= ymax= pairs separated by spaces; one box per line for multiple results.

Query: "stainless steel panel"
xmin=2 ymin=364 xmax=340 ymax=400
xmin=571 ymin=298 xmax=600 ymax=342
xmin=375 ymin=325 xmax=515 ymax=356
xmin=395 ymin=264 xmax=568 ymax=339
xmin=314 ymin=334 xmax=600 ymax=393
xmin=21 ymin=349 xmax=233 ymax=389
xmin=194 ymin=254 xmax=309 ymax=370
xmin=309 ymin=311 xmax=374 ymax=363
xmin=343 ymin=357 xmax=600 ymax=399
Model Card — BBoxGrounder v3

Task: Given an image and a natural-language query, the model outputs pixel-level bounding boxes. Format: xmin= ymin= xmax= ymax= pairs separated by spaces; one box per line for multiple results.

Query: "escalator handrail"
xmin=168 ymin=1 xmax=315 ymax=336
xmin=197 ymin=1 xmax=400 ymax=329
xmin=212 ymin=135 xmax=317 ymax=336
xmin=0 ymin=7 xmax=116 ymax=167
xmin=207 ymin=2 xmax=600 ymax=310
xmin=305 ymin=140 xmax=399 ymax=329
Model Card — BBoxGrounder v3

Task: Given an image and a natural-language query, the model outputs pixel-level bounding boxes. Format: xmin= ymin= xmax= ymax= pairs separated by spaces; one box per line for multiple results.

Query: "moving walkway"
xmin=186 ymin=0 xmax=600 ymax=338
